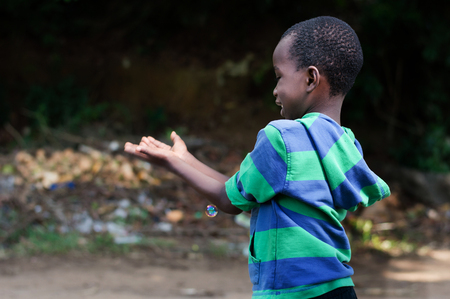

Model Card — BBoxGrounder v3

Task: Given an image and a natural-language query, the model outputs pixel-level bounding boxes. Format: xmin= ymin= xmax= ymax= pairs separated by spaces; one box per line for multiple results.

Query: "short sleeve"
xmin=225 ymin=124 xmax=288 ymax=211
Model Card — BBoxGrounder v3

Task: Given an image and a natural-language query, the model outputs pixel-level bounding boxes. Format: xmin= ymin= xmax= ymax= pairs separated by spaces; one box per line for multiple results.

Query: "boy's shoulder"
xmin=264 ymin=119 xmax=306 ymax=140
xmin=262 ymin=113 xmax=359 ymax=153
xmin=262 ymin=117 xmax=316 ymax=152
xmin=266 ymin=112 xmax=324 ymax=134
xmin=267 ymin=118 xmax=298 ymax=130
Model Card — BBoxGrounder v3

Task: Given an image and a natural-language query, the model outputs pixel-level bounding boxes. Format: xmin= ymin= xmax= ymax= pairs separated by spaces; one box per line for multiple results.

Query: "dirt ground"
xmin=1 ymin=134 xmax=450 ymax=299
xmin=1 ymin=249 xmax=450 ymax=299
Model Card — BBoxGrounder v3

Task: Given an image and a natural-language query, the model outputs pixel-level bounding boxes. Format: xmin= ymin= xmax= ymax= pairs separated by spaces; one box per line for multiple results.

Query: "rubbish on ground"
xmin=2 ymin=142 xmax=450 ymax=258
xmin=113 ymin=208 xmax=128 ymax=219
xmin=114 ymin=235 xmax=142 ymax=244
xmin=73 ymin=211 xmax=94 ymax=234
xmin=234 ymin=213 xmax=251 ymax=229
xmin=154 ymin=222 xmax=172 ymax=233
xmin=49 ymin=181 xmax=75 ymax=191
xmin=166 ymin=209 xmax=184 ymax=223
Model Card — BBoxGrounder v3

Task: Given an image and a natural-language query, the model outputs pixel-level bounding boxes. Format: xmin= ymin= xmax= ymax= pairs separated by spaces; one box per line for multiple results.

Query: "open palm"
xmin=124 ymin=131 xmax=188 ymax=167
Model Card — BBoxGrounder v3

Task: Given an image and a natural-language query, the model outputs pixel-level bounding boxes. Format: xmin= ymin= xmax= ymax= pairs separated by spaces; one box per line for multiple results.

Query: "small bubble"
xmin=205 ymin=205 xmax=218 ymax=217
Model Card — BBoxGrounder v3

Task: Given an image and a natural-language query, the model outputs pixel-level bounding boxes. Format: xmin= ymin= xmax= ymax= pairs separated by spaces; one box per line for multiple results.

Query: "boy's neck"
xmin=314 ymin=106 xmax=342 ymax=125
xmin=307 ymin=94 xmax=344 ymax=125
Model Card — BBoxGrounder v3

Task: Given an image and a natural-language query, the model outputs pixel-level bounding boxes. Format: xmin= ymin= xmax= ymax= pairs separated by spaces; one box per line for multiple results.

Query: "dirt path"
xmin=0 ymin=254 xmax=252 ymax=299
xmin=352 ymin=250 xmax=450 ymax=299
xmin=1 ymin=250 xmax=449 ymax=299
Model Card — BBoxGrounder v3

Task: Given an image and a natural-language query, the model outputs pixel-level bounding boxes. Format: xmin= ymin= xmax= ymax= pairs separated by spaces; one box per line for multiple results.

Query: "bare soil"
xmin=1 ymin=249 xmax=450 ymax=299
xmin=1 ymin=120 xmax=450 ymax=299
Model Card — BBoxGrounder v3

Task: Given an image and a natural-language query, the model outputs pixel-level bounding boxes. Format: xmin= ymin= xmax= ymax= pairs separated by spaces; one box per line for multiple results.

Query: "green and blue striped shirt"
xmin=225 ymin=113 xmax=390 ymax=298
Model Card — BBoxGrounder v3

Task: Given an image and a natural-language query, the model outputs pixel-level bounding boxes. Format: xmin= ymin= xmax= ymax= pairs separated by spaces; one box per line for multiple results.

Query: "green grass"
xmin=207 ymin=240 xmax=229 ymax=258
xmin=346 ymin=217 xmax=419 ymax=257
xmin=6 ymin=225 xmax=178 ymax=257
xmin=11 ymin=226 xmax=80 ymax=256
xmin=86 ymin=234 xmax=131 ymax=254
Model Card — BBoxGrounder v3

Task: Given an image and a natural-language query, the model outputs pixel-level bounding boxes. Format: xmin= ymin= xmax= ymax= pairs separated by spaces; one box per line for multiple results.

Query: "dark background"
xmin=1 ymin=0 xmax=449 ymax=172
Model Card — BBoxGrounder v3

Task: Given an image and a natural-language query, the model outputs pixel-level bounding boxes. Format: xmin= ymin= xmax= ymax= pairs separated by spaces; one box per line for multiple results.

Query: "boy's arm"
xmin=124 ymin=134 xmax=242 ymax=215
xmin=165 ymin=153 xmax=241 ymax=215
xmin=139 ymin=132 xmax=230 ymax=184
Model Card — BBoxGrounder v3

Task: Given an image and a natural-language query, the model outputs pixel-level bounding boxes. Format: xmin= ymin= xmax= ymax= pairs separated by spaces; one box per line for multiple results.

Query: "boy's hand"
xmin=125 ymin=131 xmax=240 ymax=215
xmin=124 ymin=131 xmax=189 ymax=166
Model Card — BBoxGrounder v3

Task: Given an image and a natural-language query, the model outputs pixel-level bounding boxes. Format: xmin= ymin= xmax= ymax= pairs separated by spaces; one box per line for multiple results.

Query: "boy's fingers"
xmin=146 ymin=136 xmax=159 ymax=145
xmin=124 ymin=143 xmax=149 ymax=159
xmin=141 ymin=137 xmax=151 ymax=147
xmin=170 ymin=131 xmax=177 ymax=141
xmin=171 ymin=131 xmax=183 ymax=144
xmin=140 ymin=140 xmax=157 ymax=149
xmin=125 ymin=143 xmax=143 ymax=155
xmin=150 ymin=137 xmax=171 ymax=150
xmin=124 ymin=142 xmax=138 ymax=153
xmin=141 ymin=137 xmax=157 ymax=149
xmin=136 ymin=145 xmax=157 ymax=156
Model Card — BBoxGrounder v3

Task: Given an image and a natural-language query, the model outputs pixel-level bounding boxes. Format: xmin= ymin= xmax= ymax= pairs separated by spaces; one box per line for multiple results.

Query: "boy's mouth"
xmin=275 ymin=101 xmax=284 ymax=117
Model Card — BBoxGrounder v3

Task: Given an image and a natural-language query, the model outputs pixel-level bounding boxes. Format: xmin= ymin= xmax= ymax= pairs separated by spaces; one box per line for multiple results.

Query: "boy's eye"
xmin=275 ymin=77 xmax=281 ymax=82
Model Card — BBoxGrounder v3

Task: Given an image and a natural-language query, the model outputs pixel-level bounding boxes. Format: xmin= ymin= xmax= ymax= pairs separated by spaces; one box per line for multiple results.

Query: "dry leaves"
xmin=13 ymin=146 xmax=160 ymax=189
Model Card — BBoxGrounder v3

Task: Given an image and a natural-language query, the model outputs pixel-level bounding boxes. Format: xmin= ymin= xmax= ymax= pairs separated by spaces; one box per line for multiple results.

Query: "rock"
xmin=382 ymin=165 xmax=450 ymax=206
xmin=93 ymin=221 xmax=105 ymax=233
xmin=234 ymin=213 xmax=251 ymax=229
xmin=118 ymin=199 xmax=131 ymax=208
xmin=154 ymin=222 xmax=172 ymax=232
xmin=0 ymin=176 xmax=15 ymax=194
xmin=34 ymin=205 xmax=42 ymax=213
xmin=113 ymin=208 xmax=128 ymax=219
xmin=137 ymin=191 xmax=153 ymax=206
xmin=73 ymin=211 xmax=94 ymax=234
xmin=41 ymin=171 xmax=60 ymax=189
xmin=166 ymin=209 xmax=184 ymax=223
xmin=106 ymin=222 xmax=128 ymax=237
xmin=108 ymin=140 xmax=120 ymax=152
xmin=120 ymin=162 xmax=135 ymax=181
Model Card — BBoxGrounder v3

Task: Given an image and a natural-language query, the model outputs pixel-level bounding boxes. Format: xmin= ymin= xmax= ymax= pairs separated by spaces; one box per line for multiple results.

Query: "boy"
xmin=125 ymin=16 xmax=390 ymax=299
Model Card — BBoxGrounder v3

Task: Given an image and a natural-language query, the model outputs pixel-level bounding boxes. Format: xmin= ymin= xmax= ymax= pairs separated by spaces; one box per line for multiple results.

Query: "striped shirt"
xmin=225 ymin=113 xmax=390 ymax=298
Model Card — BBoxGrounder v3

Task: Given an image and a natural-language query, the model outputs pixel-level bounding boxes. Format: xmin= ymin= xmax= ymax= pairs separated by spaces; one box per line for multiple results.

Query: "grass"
xmin=11 ymin=226 xmax=80 ymax=256
xmin=207 ymin=239 xmax=230 ymax=258
xmin=346 ymin=217 xmax=420 ymax=257
xmin=4 ymin=225 xmax=176 ymax=258
xmin=4 ymin=216 xmax=424 ymax=259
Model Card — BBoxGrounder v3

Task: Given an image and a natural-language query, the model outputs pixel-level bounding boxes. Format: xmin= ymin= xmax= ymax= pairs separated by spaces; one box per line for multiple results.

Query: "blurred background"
xmin=0 ymin=0 xmax=450 ymax=298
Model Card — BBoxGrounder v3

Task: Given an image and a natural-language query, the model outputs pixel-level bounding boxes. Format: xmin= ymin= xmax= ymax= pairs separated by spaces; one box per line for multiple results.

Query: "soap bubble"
xmin=205 ymin=205 xmax=218 ymax=217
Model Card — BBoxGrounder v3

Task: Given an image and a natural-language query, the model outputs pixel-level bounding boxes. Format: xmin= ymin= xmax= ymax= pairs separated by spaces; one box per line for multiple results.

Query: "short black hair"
xmin=281 ymin=16 xmax=363 ymax=96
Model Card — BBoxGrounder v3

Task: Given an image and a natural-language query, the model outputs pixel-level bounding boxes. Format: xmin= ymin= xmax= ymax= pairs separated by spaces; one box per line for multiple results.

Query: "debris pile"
xmin=0 ymin=142 xmax=248 ymax=254
xmin=13 ymin=146 xmax=159 ymax=189
xmin=0 ymin=141 xmax=449 ymax=257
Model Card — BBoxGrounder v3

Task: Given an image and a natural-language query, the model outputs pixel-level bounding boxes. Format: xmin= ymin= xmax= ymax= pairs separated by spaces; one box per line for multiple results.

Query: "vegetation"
xmin=5 ymin=223 xmax=180 ymax=257
xmin=0 ymin=0 xmax=449 ymax=172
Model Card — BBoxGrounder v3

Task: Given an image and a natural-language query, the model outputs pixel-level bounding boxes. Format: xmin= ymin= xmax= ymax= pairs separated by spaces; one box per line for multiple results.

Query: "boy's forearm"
xmin=183 ymin=152 xmax=230 ymax=184
xmin=166 ymin=155 xmax=242 ymax=215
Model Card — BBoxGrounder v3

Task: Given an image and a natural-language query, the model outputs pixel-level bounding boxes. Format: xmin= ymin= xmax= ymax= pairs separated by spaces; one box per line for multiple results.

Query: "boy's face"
xmin=272 ymin=36 xmax=312 ymax=120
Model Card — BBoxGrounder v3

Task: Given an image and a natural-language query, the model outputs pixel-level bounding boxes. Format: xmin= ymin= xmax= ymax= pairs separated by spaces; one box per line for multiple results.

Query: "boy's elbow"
xmin=221 ymin=205 xmax=242 ymax=215
xmin=217 ymin=187 xmax=242 ymax=215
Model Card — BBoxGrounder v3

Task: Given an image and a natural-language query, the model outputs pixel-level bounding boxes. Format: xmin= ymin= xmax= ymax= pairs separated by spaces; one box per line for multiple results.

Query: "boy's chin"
xmin=280 ymin=109 xmax=292 ymax=120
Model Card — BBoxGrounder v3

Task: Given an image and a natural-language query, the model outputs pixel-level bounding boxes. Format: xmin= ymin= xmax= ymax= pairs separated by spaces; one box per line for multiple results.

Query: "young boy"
xmin=125 ymin=16 xmax=390 ymax=299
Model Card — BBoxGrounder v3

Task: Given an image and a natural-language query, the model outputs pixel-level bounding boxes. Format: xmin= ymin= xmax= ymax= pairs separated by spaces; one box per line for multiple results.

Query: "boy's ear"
xmin=306 ymin=66 xmax=320 ymax=92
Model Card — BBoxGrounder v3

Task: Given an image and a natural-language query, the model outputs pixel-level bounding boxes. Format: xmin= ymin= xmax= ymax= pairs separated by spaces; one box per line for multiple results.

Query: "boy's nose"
xmin=273 ymin=87 xmax=278 ymax=97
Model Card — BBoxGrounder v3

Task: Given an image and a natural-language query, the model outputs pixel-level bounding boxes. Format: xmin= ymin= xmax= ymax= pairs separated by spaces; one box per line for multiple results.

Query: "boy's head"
xmin=281 ymin=16 xmax=363 ymax=97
